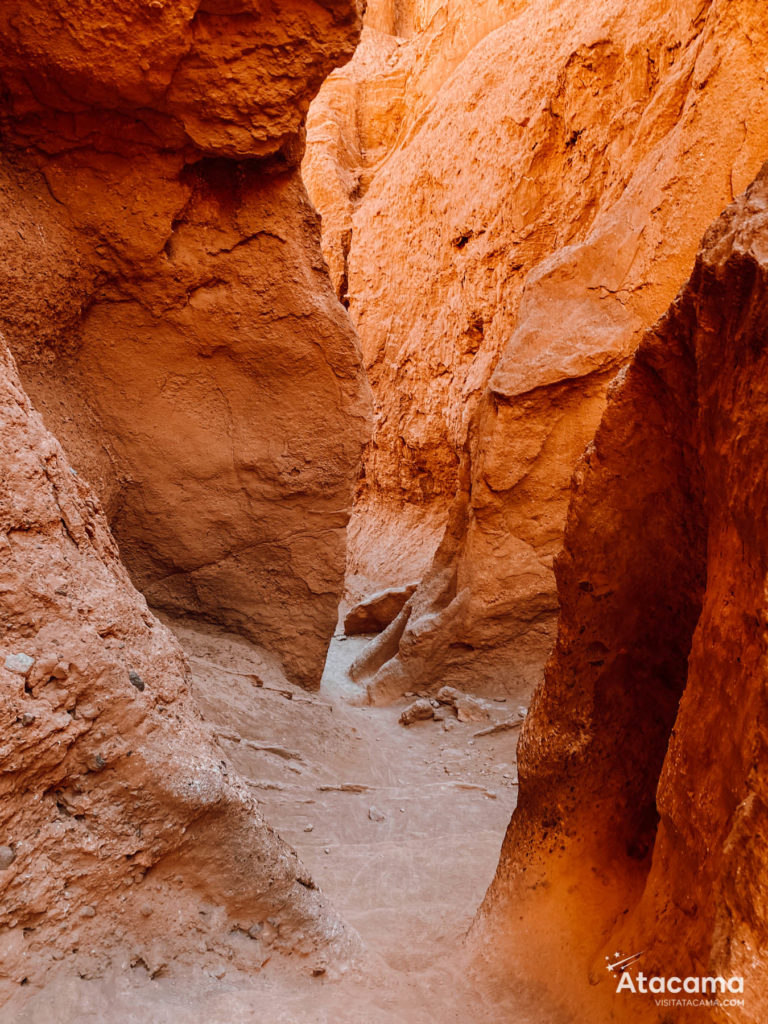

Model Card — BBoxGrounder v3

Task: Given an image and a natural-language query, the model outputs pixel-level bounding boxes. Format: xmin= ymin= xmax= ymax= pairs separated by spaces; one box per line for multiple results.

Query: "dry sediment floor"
xmin=6 ymin=620 xmax=558 ymax=1024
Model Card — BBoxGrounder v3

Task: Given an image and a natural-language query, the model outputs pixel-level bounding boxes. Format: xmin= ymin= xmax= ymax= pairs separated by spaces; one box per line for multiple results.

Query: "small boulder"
xmin=0 ymin=846 xmax=16 ymax=870
xmin=368 ymin=806 xmax=386 ymax=823
xmin=435 ymin=686 xmax=490 ymax=723
xmin=455 ymin=695 xmax=490 ymax=723
xmin=344 ymin=583 xmax=418 ymax=635
xmin=399 ymin=699 xmax=435 ymax=726
xmin=435 ymin=686 xmax=462 ymax=705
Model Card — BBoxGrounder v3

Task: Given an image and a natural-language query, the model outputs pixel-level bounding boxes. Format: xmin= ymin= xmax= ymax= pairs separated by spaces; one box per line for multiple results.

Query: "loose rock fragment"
xmin=0 ymin=846 xmax=16 ymax=869
xmin=399 ymin=698 xmax=435 ymax=726
xmin=128 ymin=670 xmax=145 ymax=692
xmin=368 ymin=806 xmax=386 ymax=823
xmin=5 ymin=653 xmax=34 ymax=676
xmin=473 ymin=719 xmax=525 ymax=738
xmin=435 ymin=686 xmax=490 ymax=722
xmin=317 ymin=783 xmax=370 ymax=793
xmin=435 ymin=686 xmax=461 ymax=706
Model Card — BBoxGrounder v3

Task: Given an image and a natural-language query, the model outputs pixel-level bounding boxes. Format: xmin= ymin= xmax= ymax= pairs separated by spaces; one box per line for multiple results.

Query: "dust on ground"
xmin=5 ymin=618 xmax=557 ymax=1024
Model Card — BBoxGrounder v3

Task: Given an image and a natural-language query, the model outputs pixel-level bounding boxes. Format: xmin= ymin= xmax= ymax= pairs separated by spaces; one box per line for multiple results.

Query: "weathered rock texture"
xmin=477 ymin=165 xmax=768 ymax=1024
xmin=0 ymin=0 xmax=370 ymax=690
xmin=304 ymin=0 xmax=522 ymax=598
xmin=343 ymin=582 xmax=417 ymax=634
xmin=0 ymin=335 xmax=355 ymax=1004
xmin=305 ymin=0 xmax=768 ymax=699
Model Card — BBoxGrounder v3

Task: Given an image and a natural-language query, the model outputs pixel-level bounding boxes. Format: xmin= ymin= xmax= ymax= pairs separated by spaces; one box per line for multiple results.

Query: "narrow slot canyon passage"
xmin=3 ymin=1 xmax=768 ymax=1023
xmin=7 ymin=612 xmax=539 ymax=1023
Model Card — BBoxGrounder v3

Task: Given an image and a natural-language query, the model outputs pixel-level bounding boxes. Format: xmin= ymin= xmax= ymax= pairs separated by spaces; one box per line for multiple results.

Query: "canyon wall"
xmin=0 ymin=0 xmax=370 ymax=690
xmin=478 ymin=165 xmax=768 ymax=1024
xmin=305 ymin=0 xmax=768 ymax=699
xmin=304 ymin=0 xmax=524 ymax=595
xmin=0 ymin=334 xmax=356 ymax=1001
xmin=0 ymin=0 xmax=371 ymax=1009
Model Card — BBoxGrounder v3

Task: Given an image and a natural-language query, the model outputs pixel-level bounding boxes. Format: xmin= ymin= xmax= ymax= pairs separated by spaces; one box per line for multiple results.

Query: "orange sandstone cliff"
xmin=477 ymin=163 xmax=768 ymax=1024
xmin=305 ymin=0 xmax=768 ymax=701
xmin=0 ymin=0 xmax=370 ymax=691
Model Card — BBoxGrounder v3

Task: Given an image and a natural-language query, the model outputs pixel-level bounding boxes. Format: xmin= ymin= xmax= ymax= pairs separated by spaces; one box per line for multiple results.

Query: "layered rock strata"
xmin=0 ymin=0 xmax=370 ymax=690
xmin=478 ymin=164 xmax=768 ymax=1024
xmin=306 ymin=0 xmax=768 ymax=699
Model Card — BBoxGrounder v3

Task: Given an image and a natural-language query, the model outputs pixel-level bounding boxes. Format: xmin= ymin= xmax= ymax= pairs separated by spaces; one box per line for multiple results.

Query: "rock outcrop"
xmin=477 ymin=164 xmax=768 ymax=1023
xmin=0 ymin=335 xmax=355 ymax=1003
xmin=343 ymin=581 xmax=417 ymax=634
xmin=305 ymin=0 xmax=768 ymax=699
xmin=0 ymin=0 xmax=370 ymax=690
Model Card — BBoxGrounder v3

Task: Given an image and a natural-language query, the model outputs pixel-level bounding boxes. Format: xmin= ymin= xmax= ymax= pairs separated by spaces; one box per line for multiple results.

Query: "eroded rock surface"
xmin=305 ymin=0 xmax=768 ymax=698
xmin=344 ymin=582 xmax=417 ymax=634
xmin=0 ymin=336 xmax=355 ymax=1005
xmin=477 ymin=164 xmax=768 ymax=1024
xmin=0 ymin=0 xmax=370 ymax=690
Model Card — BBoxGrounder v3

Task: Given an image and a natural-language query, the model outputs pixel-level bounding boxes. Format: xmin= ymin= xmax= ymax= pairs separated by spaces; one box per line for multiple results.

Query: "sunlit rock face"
xmin=477 ymin=163 xmax=768 ymax=1024
xmin=0 ymin=0 xmax=371 ymax=690
xmin=305 ymin=0 xmax=768 ymax=699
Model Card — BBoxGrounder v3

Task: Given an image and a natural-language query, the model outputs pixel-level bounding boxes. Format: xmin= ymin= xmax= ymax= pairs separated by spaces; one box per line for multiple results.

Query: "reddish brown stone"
xmin=478 ymin=163 xmax=768 ymax=1022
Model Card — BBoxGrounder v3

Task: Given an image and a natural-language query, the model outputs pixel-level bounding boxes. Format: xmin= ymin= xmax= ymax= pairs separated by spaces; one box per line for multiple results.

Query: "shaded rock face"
xmin=0 ymin=336 xmax=355 ymax=1001
xmin=477 ymin=165 xmax=768 ymax=1023
xmin=0 ymin=0 xmax=370 ymax=690
xmin=304 ymin=0 xmax=768 ymax=697
xmin=343 ymin=582 xmax=417 ymax=634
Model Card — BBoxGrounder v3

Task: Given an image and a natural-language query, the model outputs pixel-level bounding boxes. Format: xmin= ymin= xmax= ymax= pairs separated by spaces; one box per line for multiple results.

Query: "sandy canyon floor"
xmin=2 ymin=619 xmax=566 ymax=1024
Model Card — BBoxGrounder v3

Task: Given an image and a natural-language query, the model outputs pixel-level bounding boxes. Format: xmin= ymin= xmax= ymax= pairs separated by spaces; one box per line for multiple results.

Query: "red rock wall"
xmin=0 ymin=0 xmax=369 ymax=1006
xmin=0 ymin=335 xmax=355 ymax=1000
xmin=478 ymin=164 xmax=768 ymax=1024
xmin=312 ymin=0 xmax=768 ymax=699
xmin=0 ymin=0 xmax=370 ymax=690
